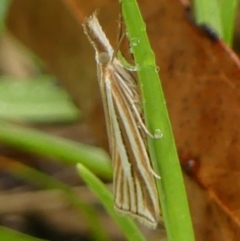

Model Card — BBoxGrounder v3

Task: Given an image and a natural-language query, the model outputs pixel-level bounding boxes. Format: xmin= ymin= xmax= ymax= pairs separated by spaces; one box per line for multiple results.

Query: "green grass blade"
xmin=76 ymin=163 xmax=147 ymax=241
xmin=0 ymin=0 xmax=12 ymax=32
xmin=121 ymin=1 xmax=195 ymax=240
xmin=219 ymin=0 xmax=238 ymax=45
xmin=4 ymin=161 xmax=110 ymax=241
xmin=193 ymin=0 xmax=238 ymax=45
xmin=0 ymin=121 xmax=112 ymax=178
xmin=0 ymin=226 xmax=48 ymax=241
xmin=0 ymin=76 xmax=79 ymax=123
xmin=193 ymin=0 xmax=223 ymax=37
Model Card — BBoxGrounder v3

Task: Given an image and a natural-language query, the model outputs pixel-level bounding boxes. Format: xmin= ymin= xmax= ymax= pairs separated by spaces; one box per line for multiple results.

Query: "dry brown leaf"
xmin=6 ymin=0 xmax=240 ymax=240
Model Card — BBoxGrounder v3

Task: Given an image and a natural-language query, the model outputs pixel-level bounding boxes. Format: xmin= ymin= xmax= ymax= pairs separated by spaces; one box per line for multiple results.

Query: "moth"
xmin=83 ymin=12 xmax=160 ymax=229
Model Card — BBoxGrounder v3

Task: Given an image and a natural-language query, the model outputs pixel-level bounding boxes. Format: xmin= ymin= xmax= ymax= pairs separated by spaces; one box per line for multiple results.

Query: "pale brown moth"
xmin=82 ymin=12 xmax=160 ymax=229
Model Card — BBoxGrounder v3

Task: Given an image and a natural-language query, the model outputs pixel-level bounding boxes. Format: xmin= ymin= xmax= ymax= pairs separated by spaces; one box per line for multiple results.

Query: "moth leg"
xmin=130 ymin=101 xmax=158 ymax=139
xmin=149 ymin=167 xmax=161 ymax=179
xmin=111 ymin=12 xmax=126 ymax=62
xmin=125 ymin=94 xmax=161 ymax=178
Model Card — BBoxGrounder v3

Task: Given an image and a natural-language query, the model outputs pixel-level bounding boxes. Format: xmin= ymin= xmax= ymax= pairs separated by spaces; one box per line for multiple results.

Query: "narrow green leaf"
xmin=0 ymin=0 xmax=12 ymax=32
xmin=121 ymin=1 xmax=195 ymax=241
xmin=0 ymin=226 xmax=48 ymax=241
xmin=7 ymin=162 xmax=110 ymax=241
xmin=76 ymin=163 xmax=147 ymax=241
xmin=0 ymin=76 xmax=79 ymax=123
xmin=0 ymin=121 xmax=112 ymax=178
xmin=219 ymin=0 xmax=238 ymax=45
xmin=193 ymin=0 xmax=223 ymax=37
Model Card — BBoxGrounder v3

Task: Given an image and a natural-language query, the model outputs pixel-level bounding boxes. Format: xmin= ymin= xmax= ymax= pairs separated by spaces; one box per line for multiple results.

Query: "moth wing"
xmin=104 ymin=72 xmax=160 ymax=228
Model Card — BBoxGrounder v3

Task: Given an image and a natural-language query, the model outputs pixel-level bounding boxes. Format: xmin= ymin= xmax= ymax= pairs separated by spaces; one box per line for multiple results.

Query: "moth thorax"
xmin=98 ymin=52 xmax=111 ymax=64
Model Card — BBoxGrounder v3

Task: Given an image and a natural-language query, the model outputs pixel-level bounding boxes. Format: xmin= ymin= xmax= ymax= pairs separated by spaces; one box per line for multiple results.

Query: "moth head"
xmin=97 ymin=52 xmax=111 ymax=64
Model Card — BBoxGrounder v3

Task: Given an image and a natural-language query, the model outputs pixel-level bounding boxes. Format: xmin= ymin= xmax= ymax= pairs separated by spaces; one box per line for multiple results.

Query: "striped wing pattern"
xmin=104 ymin=64 xmax=159 ymax=228
xmin=83 ymin=12 xmax=160 ymax=229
